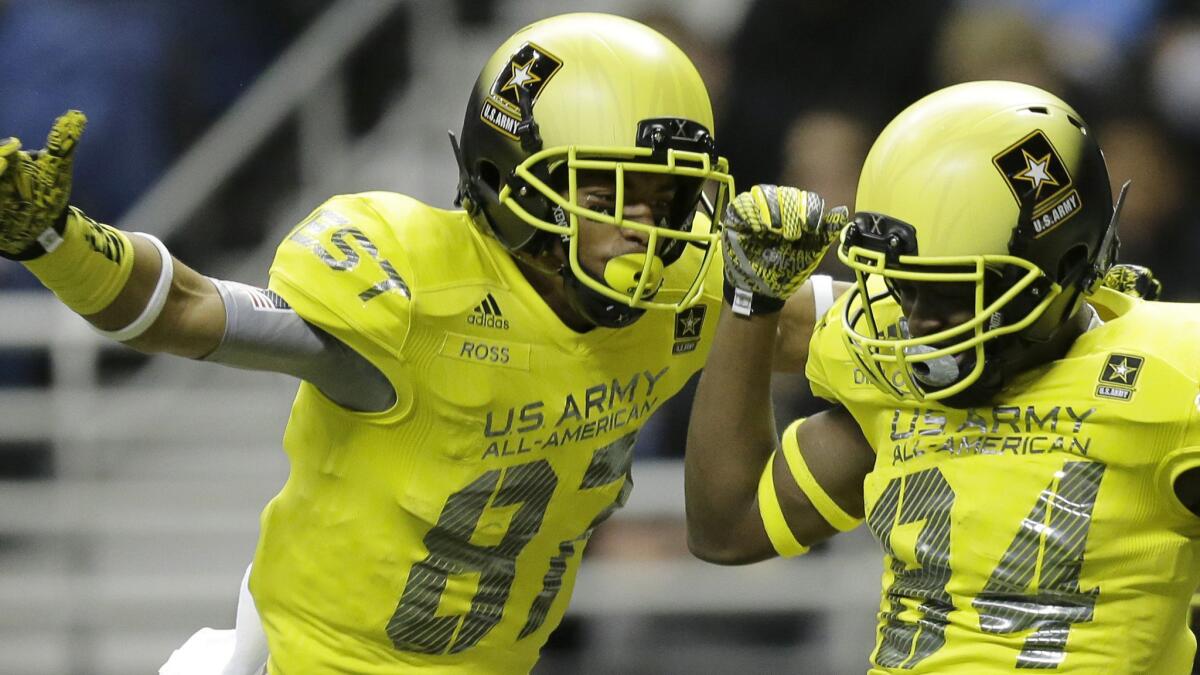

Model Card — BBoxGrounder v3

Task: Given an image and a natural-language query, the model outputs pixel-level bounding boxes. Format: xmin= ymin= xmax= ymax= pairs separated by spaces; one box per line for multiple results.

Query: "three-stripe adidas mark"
xmin=467 ymin=292 xmax=509 ymax=330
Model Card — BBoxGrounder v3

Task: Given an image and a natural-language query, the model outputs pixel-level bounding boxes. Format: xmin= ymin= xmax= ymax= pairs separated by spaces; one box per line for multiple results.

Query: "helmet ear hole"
xmin=477 ymin=160 xmax=501 ymax=194
xmin=1056 ymin=243 xmax=1089 ymax=287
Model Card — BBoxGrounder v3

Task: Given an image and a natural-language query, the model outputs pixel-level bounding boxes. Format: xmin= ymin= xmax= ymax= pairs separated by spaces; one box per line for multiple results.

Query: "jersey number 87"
xmin=387 ymin=433 xmax=636 ymax=653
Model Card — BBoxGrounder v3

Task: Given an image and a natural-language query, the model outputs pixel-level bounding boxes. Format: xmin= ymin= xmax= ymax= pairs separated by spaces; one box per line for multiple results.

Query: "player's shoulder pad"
xmin=267 ymin=192 xmax=496 ymax=356
xmin=804 ymin=279 xmax=859 ymax=403
xmin=1089 ymin=289 xmax=1200 ymax=375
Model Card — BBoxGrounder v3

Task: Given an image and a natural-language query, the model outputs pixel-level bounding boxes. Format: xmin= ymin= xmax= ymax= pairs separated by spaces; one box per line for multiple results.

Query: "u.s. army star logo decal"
xmin=1012 ymin=150 xmax=1061 ymax=199
xmin=1095 ymin=353 xmax=1144 ymax=401
xmin=672 ymin=305 xmax=707 ymax=354
xmin=1102 ymin=355 xmax=1141 ymax=384
xmin=501 ymin=58 xmax=542 ymax=93
xmin=479 ymin=42 xmax=563 ymax=140
xmin=993 ymin=129 xmax=1081 ymax=239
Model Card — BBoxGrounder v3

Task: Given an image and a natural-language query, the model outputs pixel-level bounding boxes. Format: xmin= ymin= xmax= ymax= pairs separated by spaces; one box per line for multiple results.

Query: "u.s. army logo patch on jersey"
xmin=1095 ymin=353 xmax=1143 ymax=401
xmin=480 ymin=42 xmax=563 ymax=140
xmin=993 ymin=130 xmax=1081 ymax=238
xmin=672 ymin=305 xmax=706 ymax=354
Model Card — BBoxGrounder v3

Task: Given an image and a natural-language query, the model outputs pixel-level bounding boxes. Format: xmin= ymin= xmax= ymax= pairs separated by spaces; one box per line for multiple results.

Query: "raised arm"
xmin=685 ymin=185 xmax=872 ymax=564
xmin=2 ymin=112 xmax=224 ymax=356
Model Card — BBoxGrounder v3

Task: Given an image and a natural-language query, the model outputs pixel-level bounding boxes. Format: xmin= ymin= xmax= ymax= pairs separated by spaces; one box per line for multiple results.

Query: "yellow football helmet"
xmin=838 ymin=81 xmax=1124 ymax=403
xmin=452 ymin=13 xmax=734 ymax=327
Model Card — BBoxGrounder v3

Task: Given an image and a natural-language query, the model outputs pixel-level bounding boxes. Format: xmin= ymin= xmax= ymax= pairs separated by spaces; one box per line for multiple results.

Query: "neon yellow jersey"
xmin=252 ymin=192 xmax=721 ymax=673
xmin=807 ymin=286 xmax=1200 ymax=673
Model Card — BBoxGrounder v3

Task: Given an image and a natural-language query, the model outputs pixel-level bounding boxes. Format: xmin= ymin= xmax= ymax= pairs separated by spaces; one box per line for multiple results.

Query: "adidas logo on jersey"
xmin=468 ymin=293 xmax=510 ymax=330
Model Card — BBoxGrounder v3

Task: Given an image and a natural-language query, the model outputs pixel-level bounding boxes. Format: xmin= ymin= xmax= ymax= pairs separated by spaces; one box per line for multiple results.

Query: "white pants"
xmin=160 ymin=564 xmax=269 ymax=675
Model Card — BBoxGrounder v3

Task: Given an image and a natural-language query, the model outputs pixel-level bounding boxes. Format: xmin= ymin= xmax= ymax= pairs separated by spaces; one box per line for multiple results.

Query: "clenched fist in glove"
xmin=0 ymin=110 xmax=87 ymax=260
xmin=1102 ymin=263 xmax=1162 ymax=301
xmin=721 ymin=184 xmax=849 ymax=317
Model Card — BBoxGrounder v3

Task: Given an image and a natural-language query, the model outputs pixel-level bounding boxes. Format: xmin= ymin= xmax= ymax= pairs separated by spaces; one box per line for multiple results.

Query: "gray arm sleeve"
xmin=202 ymin=279 xmax=396 ymax=412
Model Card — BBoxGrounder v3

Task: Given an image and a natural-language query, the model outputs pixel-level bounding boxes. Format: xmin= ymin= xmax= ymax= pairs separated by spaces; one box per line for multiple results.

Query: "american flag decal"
xmin=242 ymin=285 xmax=292 ymax=312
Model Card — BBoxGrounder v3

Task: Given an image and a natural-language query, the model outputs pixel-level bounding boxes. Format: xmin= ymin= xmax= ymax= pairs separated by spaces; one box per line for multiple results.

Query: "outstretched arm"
xmin=3 ymin=112 xmax=394 ymax=411
xmin=2 ymin=112 xmax=225 ymax=357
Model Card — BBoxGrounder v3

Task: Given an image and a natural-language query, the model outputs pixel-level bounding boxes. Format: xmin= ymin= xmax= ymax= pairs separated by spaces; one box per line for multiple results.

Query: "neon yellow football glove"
xmin=0 ymin=136 xmax=21 ymax=177
xmin=721 ymin=184 xmax=849 ymax=317
xmin=0 ymin=110 xmax=87 ymax=260
xmin=1102 ymin=263 xmax=1162 ymax=300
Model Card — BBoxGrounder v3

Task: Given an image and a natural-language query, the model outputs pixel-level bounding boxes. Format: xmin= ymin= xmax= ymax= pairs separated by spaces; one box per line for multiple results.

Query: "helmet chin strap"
xmin=907 ymin=312 xmax=1080 ymax=408
xmin=561 ymin=271 xmax=644 ymax=328
xmin=939 ymin=364 xmax=1004 ymax=409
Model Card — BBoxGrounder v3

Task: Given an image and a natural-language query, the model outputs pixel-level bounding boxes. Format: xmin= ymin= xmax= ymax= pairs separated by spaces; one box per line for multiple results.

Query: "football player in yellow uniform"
xmin=686 ymin=81 xmax=1200 ymax=673
xmin=0 ymin=13 xmax=842 ymax=674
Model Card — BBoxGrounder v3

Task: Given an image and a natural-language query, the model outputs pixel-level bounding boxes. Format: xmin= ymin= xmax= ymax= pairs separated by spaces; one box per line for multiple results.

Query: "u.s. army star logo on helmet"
xmin=479 ymin=42 xmax=563 ymax=140
xmin=993 ymin=130 xmax=1081 ymax=239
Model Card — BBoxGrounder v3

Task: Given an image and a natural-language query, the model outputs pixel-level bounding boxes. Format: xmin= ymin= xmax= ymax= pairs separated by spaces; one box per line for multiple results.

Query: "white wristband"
xmin=811 ymin=274 xmax=834 ymax=321
xmin=93 ymin=233 xmax=173 ymax=342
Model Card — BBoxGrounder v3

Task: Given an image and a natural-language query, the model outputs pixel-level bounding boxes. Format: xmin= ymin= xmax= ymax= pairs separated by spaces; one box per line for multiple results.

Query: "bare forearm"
xmin=83 ymin=234 xmax=225 ymax=357
xmin=773 ymin=278 xmax=851 ymax=372
xmin=685 ymin=304 xmax=779 ymax=561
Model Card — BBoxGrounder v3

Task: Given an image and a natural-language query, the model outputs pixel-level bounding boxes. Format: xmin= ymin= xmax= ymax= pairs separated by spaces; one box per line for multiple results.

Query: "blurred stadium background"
xmin=0 ymin=0 xmax=1198 ymax=673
